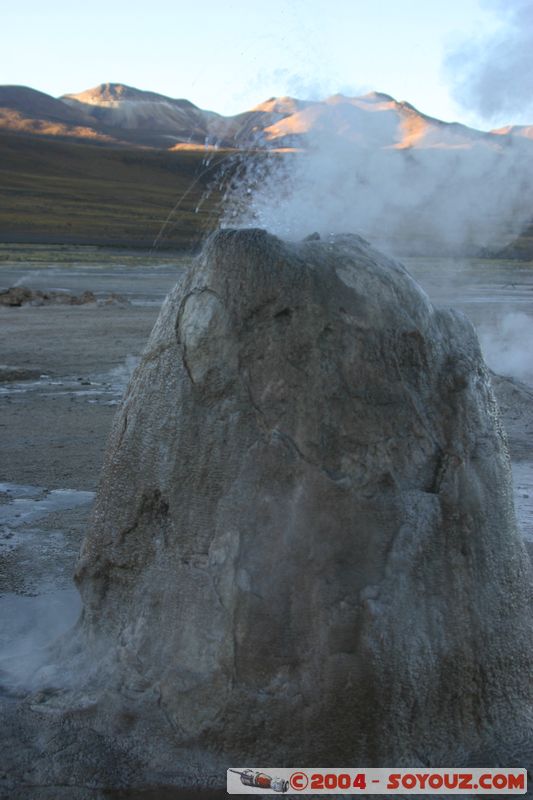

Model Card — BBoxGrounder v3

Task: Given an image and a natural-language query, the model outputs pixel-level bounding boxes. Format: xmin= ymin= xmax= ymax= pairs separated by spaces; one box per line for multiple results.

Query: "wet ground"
xmin=0 ymin=253 xmax=186 ymax=696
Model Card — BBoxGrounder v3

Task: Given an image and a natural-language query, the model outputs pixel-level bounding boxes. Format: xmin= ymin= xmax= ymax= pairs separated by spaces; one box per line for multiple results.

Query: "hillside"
xmin=0 ymin=132 xmax=230 ymax=249
xmin=0 ymin=85 xmax=118 ymax=144
xmin=61 ymin=83 xmax=213 ymax=148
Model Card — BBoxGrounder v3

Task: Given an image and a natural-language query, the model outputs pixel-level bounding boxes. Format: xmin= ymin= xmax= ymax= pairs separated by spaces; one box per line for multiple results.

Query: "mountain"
xmin=256 ymin=92 xmax=493 ymax=150
xmin=491 ymin=124 xmax=533 ymax=141
xmin=0 ymin=86 xmax=87 ymax=123
xmin=61 ymin=83 xmax=212 ymax=147
xmin=207 ymin=96 xmax=314 ymax=146
xmin=1 ymin=82 xmax=532 ymax=154
xmin=0 ymin=85 xmax=115 ymax=143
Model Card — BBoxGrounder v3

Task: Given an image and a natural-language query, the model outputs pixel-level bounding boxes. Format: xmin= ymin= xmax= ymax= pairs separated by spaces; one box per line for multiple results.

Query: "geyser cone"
xmin=75 ymin=228 xmax=533 ymax=768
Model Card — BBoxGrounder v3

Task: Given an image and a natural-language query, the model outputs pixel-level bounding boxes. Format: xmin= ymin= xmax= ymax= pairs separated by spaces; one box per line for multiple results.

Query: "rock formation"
xmin=7 ymin=229 xmax=533 ymax=794
xmin=0 ymin=286 xmax=97 ymax=306
xmin=71 ymin=228 xmax=533 ymax=768
xmin=0 ymin=287 xmax=129 ymax=307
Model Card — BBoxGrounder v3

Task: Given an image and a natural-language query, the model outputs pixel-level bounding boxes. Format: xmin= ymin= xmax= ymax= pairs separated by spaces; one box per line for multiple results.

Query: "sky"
xmin=1 ymin=0 xmax=529 ymax=128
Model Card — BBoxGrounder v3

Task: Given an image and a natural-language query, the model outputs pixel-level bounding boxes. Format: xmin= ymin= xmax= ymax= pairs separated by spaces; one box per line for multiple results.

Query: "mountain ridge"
xmin=1 ymin=82 xmax=531 ymax=152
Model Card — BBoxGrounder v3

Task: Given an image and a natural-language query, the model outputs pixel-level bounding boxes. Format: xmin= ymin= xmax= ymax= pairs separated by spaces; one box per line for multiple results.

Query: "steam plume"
xmin=445 ymin=0 xmax=533 ymax=122
xmin=221 ymin=99 xmax=533 ymax=255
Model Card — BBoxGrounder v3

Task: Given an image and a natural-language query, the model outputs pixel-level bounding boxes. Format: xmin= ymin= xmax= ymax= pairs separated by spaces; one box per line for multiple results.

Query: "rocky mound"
xmin=4 ymin=229 xmax=533 ymax=795
xmin=0 ymin=365 xmax=42 ymax=382
xmin=0 ymin=287 xmax=129 ymax=307
xmin=0 ymin=287 xmax=96 ymax=307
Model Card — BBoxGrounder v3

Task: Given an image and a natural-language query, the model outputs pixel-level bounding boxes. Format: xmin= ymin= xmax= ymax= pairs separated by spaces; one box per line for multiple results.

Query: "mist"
xmin=216 ymin=87 xmax=533 ymax=393
xmin=445 ymin=0 xmax=533 ymax=124
xmin=221 ymin=101 xmax=533 ymax=258
xmin=0 ymin=590 xmax=80 ymax=695
xmin=479 ymin=312 xmax=533 ymax=384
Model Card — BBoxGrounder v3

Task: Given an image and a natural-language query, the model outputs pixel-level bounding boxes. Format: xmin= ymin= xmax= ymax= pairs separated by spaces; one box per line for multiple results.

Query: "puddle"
xmin=0 ymin=483 xmax=94 ymax=528
xmin=0 ymin=483 xmax=91 ymax=686
xmin=0 ymin=482 xmax=45 ymax=500
xmin=0 ymin=483 xmax=95 ymax=598
xmin=0 ymin=355 xmax=139 ymax=405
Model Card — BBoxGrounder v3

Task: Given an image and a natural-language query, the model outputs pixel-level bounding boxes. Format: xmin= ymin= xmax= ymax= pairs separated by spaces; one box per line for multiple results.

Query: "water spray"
xmin=150 ymin=131 xmax=282 ymax=253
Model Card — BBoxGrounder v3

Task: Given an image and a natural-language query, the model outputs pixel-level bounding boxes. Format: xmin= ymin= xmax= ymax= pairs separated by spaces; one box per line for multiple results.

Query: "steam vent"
xmin=47 ymin=230 xmax=533 ymax=784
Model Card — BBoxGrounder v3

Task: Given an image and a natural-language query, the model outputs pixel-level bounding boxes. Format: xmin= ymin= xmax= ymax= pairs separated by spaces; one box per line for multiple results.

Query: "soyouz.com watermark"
xmin=227 ymin=767 xmax=527 ymax=794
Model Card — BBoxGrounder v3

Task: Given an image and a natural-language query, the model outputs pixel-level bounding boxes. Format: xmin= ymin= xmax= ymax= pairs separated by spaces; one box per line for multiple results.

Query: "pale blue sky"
xmin=0 ymin=0 xmax=515 ymax=127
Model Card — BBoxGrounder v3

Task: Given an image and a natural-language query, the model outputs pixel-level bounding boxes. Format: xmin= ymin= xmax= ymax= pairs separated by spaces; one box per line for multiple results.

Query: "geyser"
xmin=15 ymin=229 xmax=532 ymax=791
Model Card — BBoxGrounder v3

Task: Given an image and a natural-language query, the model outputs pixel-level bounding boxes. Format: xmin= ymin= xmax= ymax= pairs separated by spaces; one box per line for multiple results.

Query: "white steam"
xmin=0 ymin=590 xmax=81 ymax=694
xmin=222 ymin=101 xmax=533 ymax=255
xmin=479 ymin=312 xmax=533 ymax=384
xmin=13 ymin=271 xmax=42 ymax=287
xmin=445 ymin=0 xmax=533 ymax=123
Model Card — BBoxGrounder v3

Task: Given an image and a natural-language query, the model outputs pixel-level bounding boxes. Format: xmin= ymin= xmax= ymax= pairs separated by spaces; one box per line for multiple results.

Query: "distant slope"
xmin=0 ymin=132 xmax=227 ymax=249
xmin=491 ymin=124 xmax=533 ymax=141
xmin=61 ymin=83 xmax=213 ymax=148
xmin=260 ymin=92 xmax=494 ymax=150
xmin=208 ymin=96 xmax=314 ymax=146
xmin=0 ymin=85 xmax=124 ymax=144
xmin=0 ymin=86 xmax=90 ymax=124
